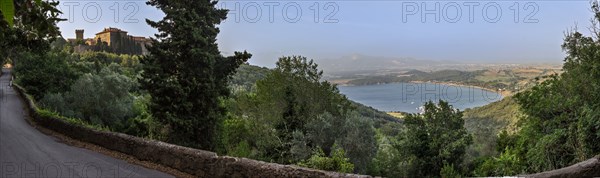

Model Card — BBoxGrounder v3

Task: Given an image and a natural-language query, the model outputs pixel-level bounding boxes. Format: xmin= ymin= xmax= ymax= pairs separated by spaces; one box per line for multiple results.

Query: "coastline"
xmin=409 ymin=80 xmax=511 ymax=97
xmin=334 ymin=80 xmax=510 ymax=97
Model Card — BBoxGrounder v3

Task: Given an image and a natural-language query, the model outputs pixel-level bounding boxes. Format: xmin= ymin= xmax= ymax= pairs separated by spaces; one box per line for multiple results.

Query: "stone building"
xmin=75 ymin=29 xmax=84 ymax=40
xmin=92 ymin=27 xmax=128 ymax=46
xmin=67 ymin=27 xmax=151 ymax=55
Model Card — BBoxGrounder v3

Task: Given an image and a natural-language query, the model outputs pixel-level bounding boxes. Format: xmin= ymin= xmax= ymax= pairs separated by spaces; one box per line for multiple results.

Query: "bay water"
xmin=338 ymin=83 xmax=502 ymax=113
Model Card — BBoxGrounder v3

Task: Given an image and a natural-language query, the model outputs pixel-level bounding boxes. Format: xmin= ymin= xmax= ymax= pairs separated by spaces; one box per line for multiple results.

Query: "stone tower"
xmin=75 ymin=29 xmax=84 ymax=40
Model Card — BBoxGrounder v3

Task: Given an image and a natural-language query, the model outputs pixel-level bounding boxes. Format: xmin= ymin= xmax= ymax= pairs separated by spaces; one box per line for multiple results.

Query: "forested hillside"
xmin=462 ymin=4 xmax=600 ymax=176
xmin=230 ymin=63 xmax=400 ymax=125
xmin=462 ymin=97 xmax=522 ymax=171
xmin=347 ymin=69 xmax=484 ymax=85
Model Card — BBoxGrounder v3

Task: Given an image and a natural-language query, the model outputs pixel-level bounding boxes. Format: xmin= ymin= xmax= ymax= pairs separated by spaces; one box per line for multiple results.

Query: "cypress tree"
xmin=141 ymin=0 xmax=251 ymax=150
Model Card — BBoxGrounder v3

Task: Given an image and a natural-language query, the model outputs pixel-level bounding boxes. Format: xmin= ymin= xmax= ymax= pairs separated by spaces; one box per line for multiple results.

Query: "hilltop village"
xmin=66 ymin=27 xmax=151 ymax=55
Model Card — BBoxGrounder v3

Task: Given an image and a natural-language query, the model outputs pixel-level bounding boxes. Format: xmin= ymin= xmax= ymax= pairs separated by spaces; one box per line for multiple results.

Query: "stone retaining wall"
xmin=521 ymin=156 xmax=600 ymax=178
xmin=13 ymin=84 xmax=370 ymax=178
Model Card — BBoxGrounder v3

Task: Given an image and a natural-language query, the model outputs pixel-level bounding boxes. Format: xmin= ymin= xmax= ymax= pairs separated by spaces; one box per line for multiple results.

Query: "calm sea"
xmin=338 ymin=83 xmax=502 ymax=113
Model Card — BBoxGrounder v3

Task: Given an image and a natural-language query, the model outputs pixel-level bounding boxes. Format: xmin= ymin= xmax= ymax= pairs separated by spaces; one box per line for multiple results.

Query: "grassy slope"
xmin=462 ymin=96 xmax=522 ymax=161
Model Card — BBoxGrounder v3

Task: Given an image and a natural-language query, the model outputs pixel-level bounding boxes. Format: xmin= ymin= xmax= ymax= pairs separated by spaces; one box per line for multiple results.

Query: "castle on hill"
xmin=67 ymin=27 xmax=151 ymax=55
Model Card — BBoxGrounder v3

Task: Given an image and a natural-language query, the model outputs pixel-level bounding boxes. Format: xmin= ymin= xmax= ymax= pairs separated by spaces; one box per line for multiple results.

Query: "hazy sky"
xmin=58 ymin=0 xmax=591 ymax=68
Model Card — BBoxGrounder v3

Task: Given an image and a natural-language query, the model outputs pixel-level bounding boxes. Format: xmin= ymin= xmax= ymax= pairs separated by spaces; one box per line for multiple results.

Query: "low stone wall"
xmin=521 ymin=156 xmax=600 ymax=178
xmin=13 ymin=84 xmax=370 ymax=178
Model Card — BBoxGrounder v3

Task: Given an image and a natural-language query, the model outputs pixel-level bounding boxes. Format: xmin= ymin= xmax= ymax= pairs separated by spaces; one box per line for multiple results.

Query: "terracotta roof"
xmin=95 ymin=27 xmax=128 ymax=35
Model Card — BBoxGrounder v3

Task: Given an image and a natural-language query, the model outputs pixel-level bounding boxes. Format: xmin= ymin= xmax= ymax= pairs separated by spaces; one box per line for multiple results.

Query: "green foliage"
xmin=122 ymin=94 xmax=164 ymax=139
xmin=440 ymin=163 xmax=461 ymax=178
xmin=141 ymin=0 xmax=251 ymax=150
xmin=0 ymin=0 xmax=62 ymax=60
xmin=220 ymin=115 xmax=254 ymax=158
xmin=67 ymin=52 xmax=143 ymax=79
xmin=91 ymin=39 xmax=110 ymax=52
xmin=298 ymin=147 xmax=355 ymax=173
xmin=367 ymin=128 xmax=404 ymax=177
xmin=229 ymin=63 xmax=398 ymax=127
xmin=249 ymin=56 xmax=351 ymax=163
xmin=395 ymin=100 xmax=473 ymax=177
xmin=36 ymin=108 xmax=108 ymax=131
xmin=40 ymin=67 xmax=136 ymax=129
xmin=228 ymin=141 xmax=253 ymax=158
xmin=487 ymin=3 xmax=600 ymax=175
xmin=463 ymin=97 xmax=521 ymax=133
xmin=256 ymin=56 xmax=351 ymax=134
xmin=15 ymin=84 xmax=108 ymax=132
xmin=462 ymin=97 xmax=521 ymax=167
xmin=1 ymin=0 xmax=14 ymax=26
xmin=339 ymin=112 xmax=377 ymax=174
xmin=474 ymin=147 xmax=524 ymax=176
xmin=225 ymin=57 xmax=383 ymax=173
xmin=289 ymin=130 xmax=312 ymax=162
xmin=50 ymin=37 xmax=67 ymax=50
xmin=350 ymin=100 xmax=400 ymax=126
xmin=223 ymin=91 xmax=283 ymax=161
xmin=17 ymin=52 xmax=157 ymax=141
xmin=14 ymin=51 xmax=78 ymax=100
xmin=230 ymin=63 xmax=271 ymax=92
xmin=305 ymin=112 xmax=347 ymax=159
xmin=304 ymin=111 xmax=377 ymax=174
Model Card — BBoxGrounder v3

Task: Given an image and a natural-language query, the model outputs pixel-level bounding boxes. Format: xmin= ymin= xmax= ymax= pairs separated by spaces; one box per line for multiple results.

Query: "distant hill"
xmin=404 ymin=69 xmax=428 ymax=75
xmin=316 ymin=54 xmax=453 ymax=73
xmin=346 ymin=69 xmax=486 ymax=86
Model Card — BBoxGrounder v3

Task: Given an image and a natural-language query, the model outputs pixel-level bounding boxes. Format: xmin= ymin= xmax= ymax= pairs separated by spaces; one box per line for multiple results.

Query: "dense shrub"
xmin=41 ymin=66 xmax=136 ymax=129
xmin=14 ymin=51 xmax=78 ymax=100
xmin=479 ymin=3 xmax=600 ymax=175
xmin=298 ymin=147 xmax=355 ymax=173
xmin=395 ymin=100 xmax=473 ymax=177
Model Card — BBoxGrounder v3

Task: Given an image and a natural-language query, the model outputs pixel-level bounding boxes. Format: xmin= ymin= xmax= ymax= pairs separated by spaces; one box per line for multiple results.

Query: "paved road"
xmin=0 ymin=68 xmax=173 ymax=178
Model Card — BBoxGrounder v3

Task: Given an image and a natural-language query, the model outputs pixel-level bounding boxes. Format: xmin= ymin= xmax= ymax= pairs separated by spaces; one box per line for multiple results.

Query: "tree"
xmin=503 ymin=2 xmax=600 ymax=174
xmin=50 ymin=37 xmax=67 ymax=50
xmin=93 ymin=39 xmax=109 ymax=52
xmin=298 ymin=147 xmax=355 ymax=173
xmin=14 ymin=51 xmax=78 ymax=100
xmin=305 ymin=111 xmax=378 ymax=174
xmin=141 ymin=0 xmax=251 ymax=150
xmin=305 ymin=112 xmax=347 ymax=159
xmin=474 ymin=147 xmax=525 ymax=176
xmin=253 ymin=56 xmax=352 ymax=163
xmin=1 ymin=0 xmax=62 ymax=62
xmin=41 ymin=66 xmax=136 ymax=129
xmin=395 ymin=100 xmax=472 ymax=177
xmin=367 ymin=130 xmax=403 ymax=177
xmin=0 ymin=0 xmax=15 ymax=26
xmin=339 ymin=112 xmax=377 ymax=174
